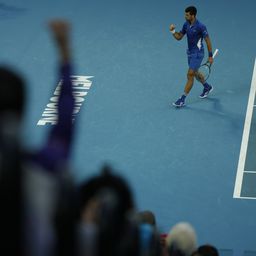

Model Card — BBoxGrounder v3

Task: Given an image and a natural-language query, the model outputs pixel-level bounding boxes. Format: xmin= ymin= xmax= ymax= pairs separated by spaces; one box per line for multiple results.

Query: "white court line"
xmin=235 ymin=196 xmax=256 ymax=200
xmin=244 ymin=170 xmax=256 ymax=174
xmin=233 ymin=58 xmax=256 ymax=199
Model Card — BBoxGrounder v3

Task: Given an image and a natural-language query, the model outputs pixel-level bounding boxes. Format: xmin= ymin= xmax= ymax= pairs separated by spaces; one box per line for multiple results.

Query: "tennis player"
xmin=170 ymin=6 xmax=214 ymax=107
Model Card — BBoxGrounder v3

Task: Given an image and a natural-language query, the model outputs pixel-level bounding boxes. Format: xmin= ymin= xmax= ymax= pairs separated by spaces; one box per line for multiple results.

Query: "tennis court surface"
xmin=1 ymin=1 xmax=256 ymax=255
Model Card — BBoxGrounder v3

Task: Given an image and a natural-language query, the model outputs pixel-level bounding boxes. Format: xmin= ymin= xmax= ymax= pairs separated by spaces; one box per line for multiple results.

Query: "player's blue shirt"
xmin=180 ymin=19 xmax=209 ymax=53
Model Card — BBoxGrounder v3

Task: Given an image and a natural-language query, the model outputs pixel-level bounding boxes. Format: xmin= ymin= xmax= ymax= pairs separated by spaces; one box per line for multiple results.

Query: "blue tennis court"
xmin=1 ymin=0 xmax=256 ymax=255
xmin=234 ymin=59 xmax=256 ymax=200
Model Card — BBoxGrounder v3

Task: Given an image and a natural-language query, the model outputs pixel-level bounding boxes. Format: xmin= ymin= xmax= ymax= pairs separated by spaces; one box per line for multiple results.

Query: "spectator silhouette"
xmin=136 ymin=210 xmax=156 ymax=227
xmin=192 ymin=244 xmax=219 ymax=256
xmin=166 ymin=222 xmax=197 ymax=256
xmin=0 ymin=19 xmax=76 ymax=256
xmin=77 ymin=165 xmax=137 ymax=256
xmin=77 ymin=165 xmax=161 ymax=256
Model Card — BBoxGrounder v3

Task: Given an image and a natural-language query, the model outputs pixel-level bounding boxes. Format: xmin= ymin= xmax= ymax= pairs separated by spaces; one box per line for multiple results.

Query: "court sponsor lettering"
xmin=37 ymin=76 xmax=93 ymax=125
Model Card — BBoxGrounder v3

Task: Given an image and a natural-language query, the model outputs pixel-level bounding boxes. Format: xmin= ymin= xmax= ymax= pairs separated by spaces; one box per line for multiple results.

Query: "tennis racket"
xmin=197 ymin=49 xmax=219 ymax=82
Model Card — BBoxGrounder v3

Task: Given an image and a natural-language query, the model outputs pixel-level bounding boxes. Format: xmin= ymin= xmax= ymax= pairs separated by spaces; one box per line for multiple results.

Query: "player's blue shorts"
xmin=187 ymin=50 xmax=204 ymax=71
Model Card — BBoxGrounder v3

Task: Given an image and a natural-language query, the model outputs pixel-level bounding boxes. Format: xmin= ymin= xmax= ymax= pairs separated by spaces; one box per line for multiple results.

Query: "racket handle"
xmin=213 ymin=49 xmax=219 ymax=59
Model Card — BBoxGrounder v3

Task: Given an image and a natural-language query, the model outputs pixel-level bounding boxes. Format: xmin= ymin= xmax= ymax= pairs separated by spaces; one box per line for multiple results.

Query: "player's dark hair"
xmin=185 ymin=6 xmax=197 ymax=16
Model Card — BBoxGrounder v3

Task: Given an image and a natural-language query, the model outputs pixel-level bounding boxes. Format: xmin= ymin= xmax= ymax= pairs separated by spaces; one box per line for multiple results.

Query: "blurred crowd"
xmin=0 ymin=20 xmax=219 ymax=256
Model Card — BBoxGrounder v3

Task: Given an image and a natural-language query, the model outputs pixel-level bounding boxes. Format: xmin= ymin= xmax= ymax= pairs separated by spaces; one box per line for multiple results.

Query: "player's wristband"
xmin=171 ymin=29 xmax=176 ymax=34
xmin=208 ymin=52 xmax=213 ymax=57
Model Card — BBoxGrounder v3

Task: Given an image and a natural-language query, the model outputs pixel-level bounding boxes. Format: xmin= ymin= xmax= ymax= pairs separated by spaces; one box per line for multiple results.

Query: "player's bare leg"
xmin=173 ymin=68 xmax=195 ymax=107
xmin=195 ymin=71 xmax=205 ymax=84
xmin=184 ymin=68 xmax=196 ymax=95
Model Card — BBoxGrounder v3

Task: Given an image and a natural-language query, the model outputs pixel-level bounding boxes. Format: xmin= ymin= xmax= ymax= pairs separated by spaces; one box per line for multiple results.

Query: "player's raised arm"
xmin=169 ymin=24 xmax=184 ymax=40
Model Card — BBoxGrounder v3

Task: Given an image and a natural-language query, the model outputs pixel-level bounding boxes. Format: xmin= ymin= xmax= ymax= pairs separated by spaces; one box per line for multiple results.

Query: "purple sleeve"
xmin=33 ymin=63 xmax=75 ymax=172
xmin=51 ymin=63 xmax=74 ymax=143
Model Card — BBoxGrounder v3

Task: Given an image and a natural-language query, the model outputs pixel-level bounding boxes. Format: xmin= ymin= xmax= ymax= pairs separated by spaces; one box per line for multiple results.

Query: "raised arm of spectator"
xmin=35 ymin=20 xmax=75 ymax=171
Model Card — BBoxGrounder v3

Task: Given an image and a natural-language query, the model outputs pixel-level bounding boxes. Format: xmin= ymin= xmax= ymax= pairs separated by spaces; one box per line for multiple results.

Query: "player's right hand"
xmin=169 ymin=24 xmax=175 ymax=32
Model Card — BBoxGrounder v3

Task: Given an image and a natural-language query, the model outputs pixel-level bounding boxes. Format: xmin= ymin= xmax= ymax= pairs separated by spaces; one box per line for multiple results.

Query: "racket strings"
xmin=198 ymin=65 xmax=210 ymax=81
